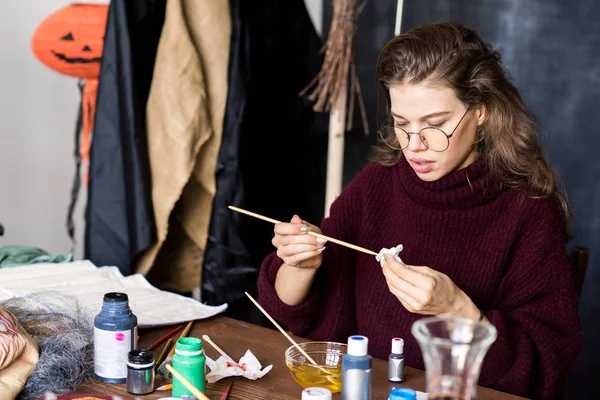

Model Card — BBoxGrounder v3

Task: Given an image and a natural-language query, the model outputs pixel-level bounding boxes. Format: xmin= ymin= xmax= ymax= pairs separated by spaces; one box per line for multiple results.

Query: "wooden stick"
xmin=202 ymin=335 xmax=233 ymax=361
xmin=308 ymin=231 xmax=377 ymax=256
xmin=394 ymin=0 xmax=405 ymax=36
xmin=165 ymin=364 xmax=210 ymax=400
xmin=324 ymin=90 xmax=347 ymax=218
xmin=156 ymin=383 xmax=173 ymax=391
xmin=168 ymin=320 xmax=194 ymax=357
xmin=245 ymin=292 xmax=330 ymax=374
xmin=148 ymin=324 xmax=184 ymax=350
xmin=228 ymin=205 xmax=280 ymax=224
xmin=228 ymin=205 xmax=377 ymax=256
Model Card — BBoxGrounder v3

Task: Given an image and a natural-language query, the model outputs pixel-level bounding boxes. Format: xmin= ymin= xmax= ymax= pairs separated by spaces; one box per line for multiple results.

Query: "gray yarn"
xmin=1 ymin=292 xmax=94 ymax=400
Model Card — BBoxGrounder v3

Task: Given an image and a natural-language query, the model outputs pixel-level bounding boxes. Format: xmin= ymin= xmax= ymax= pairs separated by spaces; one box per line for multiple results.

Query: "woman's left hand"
xmin=381 ymin=254 xmax=480 ymax=319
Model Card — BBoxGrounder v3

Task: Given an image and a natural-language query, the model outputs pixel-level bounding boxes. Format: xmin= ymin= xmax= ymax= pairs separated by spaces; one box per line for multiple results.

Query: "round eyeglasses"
xmin=378 ymin=108 xmax=471 ymax=152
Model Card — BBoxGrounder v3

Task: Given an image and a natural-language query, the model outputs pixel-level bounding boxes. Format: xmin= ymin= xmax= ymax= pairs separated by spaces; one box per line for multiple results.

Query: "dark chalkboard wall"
xmin=324 ymin=0 xmax=600 ymax=397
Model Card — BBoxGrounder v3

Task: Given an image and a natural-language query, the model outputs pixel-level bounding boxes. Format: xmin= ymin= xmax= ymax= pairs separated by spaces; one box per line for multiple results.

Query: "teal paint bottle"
xmin=171 ymin=337 xmax=206 ymax=397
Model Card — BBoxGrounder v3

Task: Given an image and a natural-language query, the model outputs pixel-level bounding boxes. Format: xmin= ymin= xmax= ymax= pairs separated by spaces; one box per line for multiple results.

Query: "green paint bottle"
xmin=171 ymin=337 xmax=205 ymax=397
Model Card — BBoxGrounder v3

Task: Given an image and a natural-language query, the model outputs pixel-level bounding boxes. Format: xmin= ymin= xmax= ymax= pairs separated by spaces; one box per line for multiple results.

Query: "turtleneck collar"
xmin=395 ymin=155 xmax=507 ymax=209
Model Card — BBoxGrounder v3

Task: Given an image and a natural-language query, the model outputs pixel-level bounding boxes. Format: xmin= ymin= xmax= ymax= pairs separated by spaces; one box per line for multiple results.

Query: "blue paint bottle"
xmin=94 ymin=292 xmax=138 ymax=383
xmin=341 ymin=335 xmax=372 ymax=400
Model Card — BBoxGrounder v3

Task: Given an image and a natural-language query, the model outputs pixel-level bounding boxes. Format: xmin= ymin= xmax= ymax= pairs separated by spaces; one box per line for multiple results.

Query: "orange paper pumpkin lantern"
xmin=31 ymin=4 xmax=108 ymax=79
xmin=31 ymin=3 xmax=109 ymax=185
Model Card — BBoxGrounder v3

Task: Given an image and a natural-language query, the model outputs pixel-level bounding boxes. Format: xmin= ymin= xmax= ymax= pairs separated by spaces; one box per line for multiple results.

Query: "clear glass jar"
xmin=411 ymin=317 xmax=497 ymax=400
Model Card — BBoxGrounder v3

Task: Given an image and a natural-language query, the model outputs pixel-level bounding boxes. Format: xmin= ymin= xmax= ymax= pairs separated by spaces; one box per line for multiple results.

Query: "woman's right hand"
xmin=272 ymin=215 xmax=326 ymax=269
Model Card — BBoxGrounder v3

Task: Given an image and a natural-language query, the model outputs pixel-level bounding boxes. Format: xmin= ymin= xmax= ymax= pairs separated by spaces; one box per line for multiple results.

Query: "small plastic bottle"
xmin=126 ymin=349 xmax=155 ymax=394
xmin=302 ymin=387 xmax=333 ymax=400
xmin=389 ymin=387 xmax=417 ymax=400
xmin=94 ymin=292 xmax=138 ymax=383
xmin=171 ymin=337 xmax=206 ymax=397
xmin=341 ymin=335 xmax=372 ymax=400
xmin=388 ymin=337 xmax=405 ymax=382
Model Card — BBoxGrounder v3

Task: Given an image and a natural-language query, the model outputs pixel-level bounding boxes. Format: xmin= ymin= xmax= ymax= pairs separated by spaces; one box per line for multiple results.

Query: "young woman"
xmin=257 ymin=22 xmax=582 ymax=399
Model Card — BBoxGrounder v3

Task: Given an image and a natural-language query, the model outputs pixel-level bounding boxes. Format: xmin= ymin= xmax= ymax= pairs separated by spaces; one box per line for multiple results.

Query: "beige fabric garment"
xmin=136 ymin=0 xmax=231 ymax=293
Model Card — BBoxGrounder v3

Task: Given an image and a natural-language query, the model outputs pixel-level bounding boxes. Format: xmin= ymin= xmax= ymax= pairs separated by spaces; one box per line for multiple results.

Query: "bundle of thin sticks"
xmin=300 ymin=0 xmax=369 ymax=134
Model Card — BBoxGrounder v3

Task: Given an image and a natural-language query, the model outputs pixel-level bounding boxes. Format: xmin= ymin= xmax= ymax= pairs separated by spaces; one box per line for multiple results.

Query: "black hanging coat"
xmin=201 ymin=0 xmax=329 ymax=320
xmin=85 ymin=0 xmax=166 ymax=274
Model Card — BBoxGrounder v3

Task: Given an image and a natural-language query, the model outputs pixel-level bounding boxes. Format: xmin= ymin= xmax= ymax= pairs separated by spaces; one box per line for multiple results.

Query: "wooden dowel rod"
xmin=202 ymin=335 xmax=233 ymax=361
xmin=165 ymin=364 xmax=210 ymax=400
xmin=245 ymin=292 xmax=332 ymax=375
xmin=228 ymin=205 xmax=377 ymax=256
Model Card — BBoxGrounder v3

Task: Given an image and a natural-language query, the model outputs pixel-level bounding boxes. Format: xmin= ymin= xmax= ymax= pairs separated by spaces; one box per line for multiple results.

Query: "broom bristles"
xmin=300 ymin=0 xmax=370 ymax=134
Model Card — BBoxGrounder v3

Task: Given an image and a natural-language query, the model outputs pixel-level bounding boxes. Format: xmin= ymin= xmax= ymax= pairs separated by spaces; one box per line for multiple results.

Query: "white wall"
xmin=0 ymin=0 xmax=108 ymax=258
xmin=0 ymin=0 xmax=319 ymax=261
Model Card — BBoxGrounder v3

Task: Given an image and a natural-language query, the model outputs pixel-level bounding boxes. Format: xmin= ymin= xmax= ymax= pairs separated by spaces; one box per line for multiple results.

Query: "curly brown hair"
xmin=374 ymin=22 xmax=570 ymax=229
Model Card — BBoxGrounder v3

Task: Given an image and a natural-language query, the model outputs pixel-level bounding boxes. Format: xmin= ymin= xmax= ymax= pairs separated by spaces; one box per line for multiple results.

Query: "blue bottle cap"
xmin=389 ymin=387 xmax=417 ymax=400
xmin=347 ymin=335 xmax=369 ymax=356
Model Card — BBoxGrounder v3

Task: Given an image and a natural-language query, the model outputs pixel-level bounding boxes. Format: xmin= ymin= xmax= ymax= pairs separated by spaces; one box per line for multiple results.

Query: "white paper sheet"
xmin=0 ymin=260 xmax=227 ymax=327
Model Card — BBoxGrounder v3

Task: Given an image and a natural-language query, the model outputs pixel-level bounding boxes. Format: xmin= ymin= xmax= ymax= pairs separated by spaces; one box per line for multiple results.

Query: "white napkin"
xmin=205 ymin=349 xmax=272 ymax=383
xmin=376 ymin=244 xmax=404 ymax=265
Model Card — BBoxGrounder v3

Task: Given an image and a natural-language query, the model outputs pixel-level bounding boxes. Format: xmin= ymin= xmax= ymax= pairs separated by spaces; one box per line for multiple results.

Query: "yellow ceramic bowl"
xmin=284 ymin=341 xmax=346 ymax=393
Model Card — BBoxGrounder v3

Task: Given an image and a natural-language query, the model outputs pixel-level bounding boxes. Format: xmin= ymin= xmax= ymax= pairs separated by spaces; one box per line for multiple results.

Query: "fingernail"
xmin=316 ymin=238 xmax=327 ymax=243
xmin=317 ymin=246 xmax=326 ymax=252
xmin=300 ymin=225 xmax=311 ymax=232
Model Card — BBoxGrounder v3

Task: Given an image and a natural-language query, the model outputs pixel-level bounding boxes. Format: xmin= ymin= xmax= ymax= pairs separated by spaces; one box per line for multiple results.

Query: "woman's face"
xmin=389 ymin=83 xmax=485 ymax=181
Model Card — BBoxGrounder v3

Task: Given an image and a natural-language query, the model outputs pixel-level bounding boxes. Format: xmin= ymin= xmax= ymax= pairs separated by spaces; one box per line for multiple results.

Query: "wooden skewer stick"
xmin=228 ymin=205 xmax=378 ymax=256
xmin=168 ymin=320 xmax=194 ymax=357
xmin=202 ymin=335 xmax=234 ymax=361
xmin=244 ymin=292 xmax=331 ymax=375
xmin=165 ymin=364 xmax=210 ymax=400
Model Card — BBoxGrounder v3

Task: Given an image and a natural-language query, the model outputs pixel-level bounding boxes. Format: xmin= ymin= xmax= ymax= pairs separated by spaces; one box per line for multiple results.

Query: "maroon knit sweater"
xmin=257 ymin=156 xmax=582 ymax=399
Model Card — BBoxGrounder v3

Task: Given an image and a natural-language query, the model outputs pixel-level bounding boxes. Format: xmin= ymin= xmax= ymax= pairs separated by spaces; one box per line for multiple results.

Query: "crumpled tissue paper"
xmin=376 ymin=244 xmax=404 ymax=265
xmin=206 ymin=349 xmax=272 ymax=383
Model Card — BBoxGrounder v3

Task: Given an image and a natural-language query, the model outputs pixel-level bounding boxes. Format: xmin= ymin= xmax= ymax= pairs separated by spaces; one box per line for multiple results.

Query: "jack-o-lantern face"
xmin=31 ymin=4 xmax=109 ymax=79
xmin=52 ymin=31 xmax=103 ymax=64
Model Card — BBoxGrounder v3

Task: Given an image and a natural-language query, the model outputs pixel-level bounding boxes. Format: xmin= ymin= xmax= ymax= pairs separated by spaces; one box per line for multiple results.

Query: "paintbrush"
xmin=156 ymin=320 xmax=195 ymax=377
xmin=148 ymin=324 xmax=183 ymax=351
xmin=220 ymin=382 xmax=233 ymax=400
xmin=154 ymin=338 xmax=173 ymax=371
xmin=169 ymin=320 xmax=194 ymax=357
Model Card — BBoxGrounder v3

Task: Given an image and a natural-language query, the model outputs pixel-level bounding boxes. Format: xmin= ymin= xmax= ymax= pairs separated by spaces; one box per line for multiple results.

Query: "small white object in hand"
xmin=376 ymin=244 xmax=404 ymax=265
xmin=206 ymin=349 xmax=272 ymax=383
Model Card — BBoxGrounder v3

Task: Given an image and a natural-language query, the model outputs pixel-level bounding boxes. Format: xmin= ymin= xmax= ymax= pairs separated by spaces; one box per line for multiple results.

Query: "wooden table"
xmin=78 ymin=316 xmax=525 ymax=399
